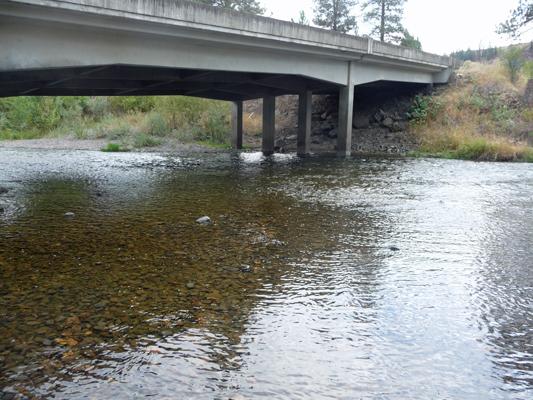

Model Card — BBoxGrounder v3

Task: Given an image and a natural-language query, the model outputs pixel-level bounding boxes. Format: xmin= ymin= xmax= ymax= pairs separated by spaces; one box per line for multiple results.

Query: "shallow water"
xmin=1 ymin=149 xmax=533 ymax=399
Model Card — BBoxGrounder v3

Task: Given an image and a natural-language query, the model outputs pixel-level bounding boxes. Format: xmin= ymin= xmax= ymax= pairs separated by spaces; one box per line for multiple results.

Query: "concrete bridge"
xmin=0 ymin=0 xmax=457 ymax=156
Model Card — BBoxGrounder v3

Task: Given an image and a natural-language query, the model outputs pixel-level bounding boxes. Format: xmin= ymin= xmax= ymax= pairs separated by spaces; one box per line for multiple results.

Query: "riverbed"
xmin=1 ymin=149 xmax=533 ymax=399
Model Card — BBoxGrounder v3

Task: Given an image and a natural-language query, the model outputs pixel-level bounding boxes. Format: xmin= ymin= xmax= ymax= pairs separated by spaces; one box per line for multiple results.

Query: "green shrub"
xmin=101 ymin=142 xmax=121 ymax=152
xmin=0 ymin=96 xmax=89 ymax=134
xmin=108 ymin=123 xmax=131 ymax=139
xmin=86 ymin=97 xmax=110 ymax=121
xmin=407 ymin=94 xmax=442 ymax=124
xmin=500 ymin=45 xmax=524 ymax=84
xmin=143 ymin=113 xmax=168 ymax=136
xmin=133 ymin=133 xmax=162 ymax=148
xmin=107 ymin=96 xmax=155 ymax=114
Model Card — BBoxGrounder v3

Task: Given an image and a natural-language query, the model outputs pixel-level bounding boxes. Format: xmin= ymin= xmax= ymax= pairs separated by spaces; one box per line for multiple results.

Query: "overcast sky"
xmin=261 ymin=0 xmax=531 ymax=55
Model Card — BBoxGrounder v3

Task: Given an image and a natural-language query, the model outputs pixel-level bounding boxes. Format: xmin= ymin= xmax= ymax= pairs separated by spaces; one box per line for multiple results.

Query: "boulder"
xmin=321 ymin=121 xmax=333 ymax=132
xmin=274 ymin=139 xmax=286 ymax=149
xmin=353 ymin=115 xmax=370 ymax=129
xmin=390 ymin=122 xmax=402 ymax=132
xmin=327 ymin=128 xmax=338 ymax=139
xmin=374 ymin=109 xmax=387 ymax=123
xmin=381 ymin=117 xmax=393 ymax=128
xmin=196 ymin=216 xmax=211 ymax=224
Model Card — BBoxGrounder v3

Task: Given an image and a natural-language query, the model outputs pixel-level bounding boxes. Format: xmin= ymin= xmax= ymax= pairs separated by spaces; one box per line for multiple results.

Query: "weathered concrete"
xmin=0 ymin=0 xmax=458 ymax=156
xmin=262 ymin=97 xmax=275 ymax=155
xmin=338 ymin=62 xmax=355 ymax=157
xmin=231 ymin=101 xmax=243 ymax=149
xmin=297 ymin=90 xmax=312 ymax=156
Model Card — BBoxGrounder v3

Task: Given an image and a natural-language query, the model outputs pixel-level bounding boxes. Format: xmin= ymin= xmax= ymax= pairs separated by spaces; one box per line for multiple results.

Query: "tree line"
xmin=191 ymin=0 xmax=422 ymax=50
xmin=450 ymin=47 xmax=499 ymax=62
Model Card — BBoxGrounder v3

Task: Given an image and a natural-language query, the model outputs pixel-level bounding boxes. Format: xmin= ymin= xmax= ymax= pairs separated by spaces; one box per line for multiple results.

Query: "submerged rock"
xmin=64 ymin=212 xmax=75 ymax=219
xmin=195 ymin=216 xmax=211 ymax=224
xmin=186 ymin=282 xmax=195 ymax=289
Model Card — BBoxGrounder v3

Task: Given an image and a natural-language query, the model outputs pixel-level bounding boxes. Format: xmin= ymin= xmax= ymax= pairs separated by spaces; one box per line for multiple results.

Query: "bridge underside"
xmin=0 ymin=65 xmax=341 ymax=101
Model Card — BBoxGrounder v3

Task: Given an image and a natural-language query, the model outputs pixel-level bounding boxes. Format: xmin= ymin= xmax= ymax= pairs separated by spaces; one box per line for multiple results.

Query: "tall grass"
xmin=408 ymin=61 xmax=532 ymax=162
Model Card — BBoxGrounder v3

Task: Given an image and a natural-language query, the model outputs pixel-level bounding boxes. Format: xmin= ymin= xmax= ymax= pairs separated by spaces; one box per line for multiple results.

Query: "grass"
xmin=101 ymin=142 xmax=125 ymax=152
xmin=407 ymin=61 xmax=533 ymax=162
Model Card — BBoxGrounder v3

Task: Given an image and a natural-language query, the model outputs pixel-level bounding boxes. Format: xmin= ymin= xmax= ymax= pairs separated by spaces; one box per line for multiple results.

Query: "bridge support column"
xmin=337 ymin=62 xmax=355 ymax=157
xmin=231 ymin=101 xmax=243 ymax=149
xmin=262 ymin=96 xmax=276 ymax=155
xmin=297 ymin=90 xmax=312 ymax=157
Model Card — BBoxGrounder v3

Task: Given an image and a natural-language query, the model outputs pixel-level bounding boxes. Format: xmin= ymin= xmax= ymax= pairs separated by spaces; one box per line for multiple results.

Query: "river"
xmin=0 ymin=149 xmax=532 ymax=399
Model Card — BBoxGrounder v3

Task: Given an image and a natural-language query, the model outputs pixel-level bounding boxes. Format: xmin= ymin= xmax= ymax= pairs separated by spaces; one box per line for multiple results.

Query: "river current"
xmin=0 ymin=149 xmax=533 ymax=399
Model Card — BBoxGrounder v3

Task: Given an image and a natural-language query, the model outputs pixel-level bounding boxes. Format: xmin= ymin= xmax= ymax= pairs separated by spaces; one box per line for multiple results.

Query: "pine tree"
xmin=400 ymin=29 xmax=421 ymax=50
xmin=313 ymin=0 xmax=358 ymax=34
xmin=191 ymin=0 xmax=266 ymax=15
xmin=361 ymin=0 xmax=406 ymax=43
xmin=291 ymin=10 xmax=311 ymax=25
xmin=497 ymin=0 xmax=533 ymax=38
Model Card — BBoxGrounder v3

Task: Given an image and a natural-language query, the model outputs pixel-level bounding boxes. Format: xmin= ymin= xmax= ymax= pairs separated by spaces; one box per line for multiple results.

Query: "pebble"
xmin=3 ymin=394 xmax=14 ymax=400
xmin=64 ymin=212 xmax=75 ymax=218
xmin=161 ymin=330 xmax=173 ymax=337
xmin=389 ymin=246 xmax=400 ymax=251
xmin=13 ymin=374 xmax=29 ymax=381
xmin=94 ymin=302 xmax=106 ymax=308
xmin=186 ymin=282 xmax=195 ymax=289
xmin=195 ymin=216 xmax=211 ymax=224
xmin=42 ymin=339 xmax=52 ymax=346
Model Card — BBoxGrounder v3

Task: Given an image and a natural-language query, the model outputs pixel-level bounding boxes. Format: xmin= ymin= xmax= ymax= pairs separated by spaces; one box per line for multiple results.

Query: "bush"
xmin=500 ymin=45 xmax=524 ymax=84
xmin=133 ymin=133 xmax=162 ymax=148
xmin=101 ymin=142 xmax=121 ymax=152
xmin=407 ymin=94 xmax=442 ymax=124
xmin=153 ymin=96 xmax=230 ymax=143
xmin=143 ymin=113 xmax=168 ymax=136
xmin=0 ymin=96 xmax=89 ymax=134
xmin=86 ymin=97 xmax=110 ymax=121
xmin=107 ymin=96 xmax=155 ymax=114
xmin=108 ymin=123 xmax=131 ymax=139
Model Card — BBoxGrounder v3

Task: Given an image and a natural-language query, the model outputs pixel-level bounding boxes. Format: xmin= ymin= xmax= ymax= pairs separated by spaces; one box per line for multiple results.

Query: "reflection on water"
xmin=1 ymin=149 xmax=533 ymax=399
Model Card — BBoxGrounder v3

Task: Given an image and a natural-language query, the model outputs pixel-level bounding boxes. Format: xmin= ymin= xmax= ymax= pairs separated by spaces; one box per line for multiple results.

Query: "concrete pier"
xmin=231 ymin=101 xmax=243 ymax=149
xmin=262 ymin=97 xmax=276 ymax=155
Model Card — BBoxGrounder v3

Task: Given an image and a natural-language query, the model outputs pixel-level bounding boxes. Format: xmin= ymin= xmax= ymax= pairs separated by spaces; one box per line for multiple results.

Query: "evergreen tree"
xmin=191 ymin=0 xmax=265 ymax=15
xmin=313 ymin=0 xmax=358 ymax=34
xmin=497 ymin=0 xmax=533 ymax=38
xmin=400 ymin=29 xmax=421 ymax=50
xmin=361 ymin=0 xmax=406 ymax=43
xmin=291 ymin=10 xmax=311 ymax=25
